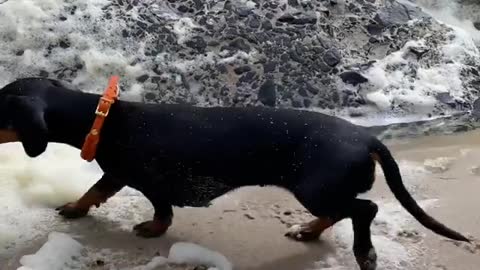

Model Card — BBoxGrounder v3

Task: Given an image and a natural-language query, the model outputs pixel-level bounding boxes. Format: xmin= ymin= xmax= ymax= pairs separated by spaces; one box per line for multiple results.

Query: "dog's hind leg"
xmin=285 ymin=216 xmax=342 ymax=241
xmin=286 ymin=165 xmax=378 ymax=269
xmin=132 ymin=188 xmax=173 ymax=238
xmin=56 ymin=173 xmax=125 ymax=218
xmin=348 ymin=199 xmax=379 ymax=270
xmin=287 ymin=196 xmax=379 ymax=270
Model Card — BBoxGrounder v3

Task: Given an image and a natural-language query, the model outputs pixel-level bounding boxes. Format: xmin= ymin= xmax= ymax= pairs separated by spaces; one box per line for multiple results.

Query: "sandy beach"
xmin=1 ymin=130 xmax=480 ymax=270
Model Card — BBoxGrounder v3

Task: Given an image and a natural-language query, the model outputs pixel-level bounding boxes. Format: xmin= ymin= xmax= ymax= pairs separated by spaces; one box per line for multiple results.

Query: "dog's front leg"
xmin=56 ymin=173 xmax=125 ymax=218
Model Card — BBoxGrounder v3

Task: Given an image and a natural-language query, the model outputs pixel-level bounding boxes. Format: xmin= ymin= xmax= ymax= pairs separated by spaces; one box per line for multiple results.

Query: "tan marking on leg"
xmin=285 ymin=217 xmax=335 ymax=241
xmin=133 ymin=217 xmax=172 ymax=238
xmin=75 ymin=187 xmax=114 ymax=209
xmin=0 ymin=130 xmax=19 ymax=144
xmin=370 ymin=152 xmax=380 ymax=162
xmin=306 ymin=217 xmax=335 ymax=234
xmin=56 ymin=187 xmax=118 ymax=219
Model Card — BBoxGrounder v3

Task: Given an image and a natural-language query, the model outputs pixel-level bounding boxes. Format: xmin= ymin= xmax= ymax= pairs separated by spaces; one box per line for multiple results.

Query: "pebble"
xmin=244 ymin=213 xmax=255 ymax=220
xmin=258 ymin=80 xmax=277 ymax=107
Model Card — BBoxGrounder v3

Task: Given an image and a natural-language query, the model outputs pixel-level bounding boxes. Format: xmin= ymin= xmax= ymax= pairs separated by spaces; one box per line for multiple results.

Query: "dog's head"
xmin=0 ymin=78 xmax=49 ymax=157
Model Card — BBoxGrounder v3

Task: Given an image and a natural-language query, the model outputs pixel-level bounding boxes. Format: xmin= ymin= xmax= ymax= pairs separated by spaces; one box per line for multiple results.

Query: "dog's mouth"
xmin=0 ymin=129 xmax=19 ymax=143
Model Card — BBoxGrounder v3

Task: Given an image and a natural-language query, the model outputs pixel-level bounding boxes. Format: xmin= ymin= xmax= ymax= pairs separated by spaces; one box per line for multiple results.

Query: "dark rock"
xmin=185 ymin=36 xmax=207 ymax=52
xmin=239 ymin=71 xmax=256 ymax=83
xmin=262 ymin=20 xmax=273 ymax=30
xmin=470 ymin=67 xmax=479 ymax=76
xmin=237 ymin=7 xmax=252 ymax=17
xmin=266 ymin=12 xmax=275 ymax=19
xmin=317 ymin=61 xmax=332 ymax=72
xmin=151 ymin=76 xmax=162 ymax=84
xmin=178 ymin=5 xmax=189 ymax=13
xmin=436 ymin=92 xmax=456 ymax=107
xmin=288 ymin=0 xmax=299 ymax=6
xmin=339 ymin=71 xmax=368 ymax=86
xmin=59 ymin=16 xmax=67 ymax=21
xmin=306 ymin=82 xmax=320 ymax=95
xmin=278 ymin=13 xmax=317 ymax=25
xmin=474 ymin=22 xmax=480 ymax=30
xmin=473 ymin=98 xmax=480 ymax=118
xmin=292 ymin=99 xmax=303 ymax=108
xmin=374 ymin=2 xmax=428 ymax=29
xmin=323 ymin=49 xmax=341 ymax=67
xmin=229 ymin=39 xmax=250 ymax=52
xmin=408 ymin=46 xmax=429 ymax=59
xmin=59 ymin=40 xmax=70 ymax=49
xmin=303 ymin=98 xmax=312 ymax=107
xmin=217 ymin=64 xmax=228 ymax=73
xmin=298 ymin=86 xmax=308 ymax=97
xmin=234 ymin=65 xmax=252 ymax=75
xmin=16 ymin=50 xmax=24 ymax=56
xmin=193 ymin=0 xmax=204 ymax=10
xmin=136 ymin=74 xmax=149 ymax=83
xmin=39 ymin=70 xmax=49 ymax=77
xmin=248 ymin=17 xmax=261 ymax=29
xmin=263 ymin=61 xmax=277 ymax=73
xmin=289 ymin=49 xmax=304 ymax=64
xmin=208 ymin=40 xmax=220 ymax=47
xmin=258 ymin=80 xmax=277 ymax=107
xmin=145 ymin=92 xmax=156 ymax=101
xmin=366 ymin=23 xmax=384 ymax=35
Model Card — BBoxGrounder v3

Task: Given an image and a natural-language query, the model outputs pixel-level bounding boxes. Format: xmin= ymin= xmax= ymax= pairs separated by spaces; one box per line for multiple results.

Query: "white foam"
xmin=172 ymin=17 xmax=200 ymax=45
xmin=128 ymin=242 xmax=232 ymax=270
xmin=0 ymin=143 xmax=100 ymax=256
xmin=128 ymin=256 xmax=168 ymax=270
xmin=363 ymin=41 xmax=452 ymax=112
xmin=417 ymin=0 xmax=480 ymax=44
xmin=168 ymin=242 xmax=233 ymax=270
xmin=17 ymin=232 xmax=85 ymax=270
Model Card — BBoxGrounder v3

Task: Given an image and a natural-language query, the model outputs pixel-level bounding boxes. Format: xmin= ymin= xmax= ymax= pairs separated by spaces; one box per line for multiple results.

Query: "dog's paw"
xmin=356 ymin=248 xmax=377 ymax=270
xmin=133 ymin=220 xmax=170 ymax=238
xmin=284 ymin=224 xmax=321 ymax=242
xmin=55 ymin=203 xmax=89 ymax=219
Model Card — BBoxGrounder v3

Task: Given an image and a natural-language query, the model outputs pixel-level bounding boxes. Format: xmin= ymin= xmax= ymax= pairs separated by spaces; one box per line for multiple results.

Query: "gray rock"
xmin=340 ymin=71 xmax=368 ymax=86
xmin=185 ymin=36 xmax=207 ymax=52
xmin=374 ymin=1 xmax=429 ymax=29
xmin=323 ymin=49 xmax=341 ymax=67
xmin=258 ymin=80 xmax=277 ymax=107
xmin=474 ymin=22 xmax=480 ymax=30
xmin=278 ymin=13 xmax=317 ymax=25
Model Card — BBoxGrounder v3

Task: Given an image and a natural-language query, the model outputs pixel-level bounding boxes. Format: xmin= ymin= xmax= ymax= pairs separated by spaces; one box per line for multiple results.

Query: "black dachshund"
xmin=0 ymin=77 xmax=469 ymax=270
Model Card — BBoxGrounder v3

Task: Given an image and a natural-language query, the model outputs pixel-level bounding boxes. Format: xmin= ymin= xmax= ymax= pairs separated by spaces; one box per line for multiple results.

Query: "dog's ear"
xmin=7 ymin=95 xmax=48 ymax=157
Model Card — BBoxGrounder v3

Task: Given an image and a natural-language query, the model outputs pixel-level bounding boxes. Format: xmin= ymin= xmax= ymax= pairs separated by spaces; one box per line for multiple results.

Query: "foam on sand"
xmin=17 ymin=232 xmax=85 ymax=270
xmin=168 ymin=242 xmax=233 ymax=270
xmin=0 ymin=142 xmax=100 ymax=258
xmin=130 ymin=242 xmax=232 ymax=270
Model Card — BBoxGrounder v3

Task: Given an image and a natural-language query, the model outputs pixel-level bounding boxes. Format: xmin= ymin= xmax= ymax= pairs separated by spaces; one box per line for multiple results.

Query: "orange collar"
xmin=80 ymin=76 xmax=120 ymax=162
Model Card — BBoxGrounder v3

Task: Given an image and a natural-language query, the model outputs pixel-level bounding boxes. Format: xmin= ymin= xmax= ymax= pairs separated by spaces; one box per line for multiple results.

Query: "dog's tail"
xmin=370 ymin=138 xmax=470 ymax=242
